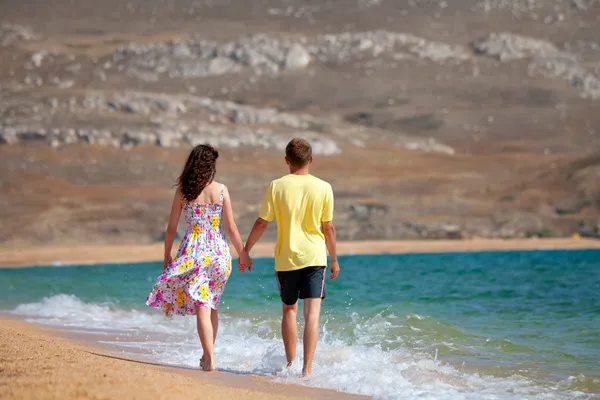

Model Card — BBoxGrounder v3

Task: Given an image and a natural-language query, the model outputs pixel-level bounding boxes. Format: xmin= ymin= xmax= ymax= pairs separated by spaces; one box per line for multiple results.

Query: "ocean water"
xmin=1 ymin=249 xmax=599 ymax=399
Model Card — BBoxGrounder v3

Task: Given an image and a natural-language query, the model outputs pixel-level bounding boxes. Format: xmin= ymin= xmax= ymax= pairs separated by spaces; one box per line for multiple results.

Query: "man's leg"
xmin=277 ymin=270 xmax=300 ymax=367
xmin=302 ymin=298 xmax=322 ymax=376
xmin=298 ymin=266 xmax=326 ymax=376
xmin=282 ymin=302 xmax=298 ymax=366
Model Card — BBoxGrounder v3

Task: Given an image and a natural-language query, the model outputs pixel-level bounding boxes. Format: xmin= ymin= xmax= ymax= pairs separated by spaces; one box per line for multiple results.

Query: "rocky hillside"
xmin=0 ymin=0 xmax=599 ymax=246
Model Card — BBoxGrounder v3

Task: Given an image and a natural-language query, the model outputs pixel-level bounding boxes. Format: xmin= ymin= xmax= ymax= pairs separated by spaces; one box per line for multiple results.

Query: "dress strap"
xmin=219 ymin=184 xmax=225 ymax=205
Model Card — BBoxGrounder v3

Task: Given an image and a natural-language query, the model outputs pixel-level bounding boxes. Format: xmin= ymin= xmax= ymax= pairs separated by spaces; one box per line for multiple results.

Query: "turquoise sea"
xmin=1 ymin=249 xmax=599 ymax=399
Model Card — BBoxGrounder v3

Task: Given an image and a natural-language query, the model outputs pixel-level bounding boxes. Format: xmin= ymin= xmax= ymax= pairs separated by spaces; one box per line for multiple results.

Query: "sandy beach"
xmin=0 ymin=318 xmax=365 ymax=400
xmin=2 ymin=1 xmax=599 ymax=398
xmin=2 ymin=243 xmax=599 ymax=398
xmin=0 ymin=238 xmax=599 ymax=268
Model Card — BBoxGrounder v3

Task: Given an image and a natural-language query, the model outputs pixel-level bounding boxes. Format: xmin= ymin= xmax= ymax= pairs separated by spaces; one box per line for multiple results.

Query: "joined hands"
xmin=237 ymin=250 xmax=253 ymax=273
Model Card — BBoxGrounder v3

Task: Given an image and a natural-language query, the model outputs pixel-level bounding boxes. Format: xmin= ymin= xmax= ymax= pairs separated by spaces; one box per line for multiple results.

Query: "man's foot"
xmin=302 ymin=366 xmax=312 ymax=376
xmin=286 ymin=361 xmax=293 ymax=368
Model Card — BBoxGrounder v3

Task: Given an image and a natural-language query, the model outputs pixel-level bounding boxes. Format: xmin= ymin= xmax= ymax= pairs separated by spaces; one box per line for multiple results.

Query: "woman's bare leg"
xmin=211 ymin=309 xmax=219 ymax=343
xmin=196 ymin=306 xmax=216 ymax=371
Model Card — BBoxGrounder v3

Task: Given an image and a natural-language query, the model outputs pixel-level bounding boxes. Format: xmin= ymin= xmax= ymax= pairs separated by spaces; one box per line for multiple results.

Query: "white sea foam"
xmin=11 ymin=295 xmax=590 ymax=400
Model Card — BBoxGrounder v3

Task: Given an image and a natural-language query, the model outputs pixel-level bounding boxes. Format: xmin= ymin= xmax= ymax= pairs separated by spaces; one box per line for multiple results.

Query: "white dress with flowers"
xmin=146 ymin=184 xmax=232 ymax=316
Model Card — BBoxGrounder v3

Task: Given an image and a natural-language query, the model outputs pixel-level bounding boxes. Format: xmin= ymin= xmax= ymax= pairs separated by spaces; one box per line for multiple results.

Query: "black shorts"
xmin=276 ymin=266 xmax=326 ymax=305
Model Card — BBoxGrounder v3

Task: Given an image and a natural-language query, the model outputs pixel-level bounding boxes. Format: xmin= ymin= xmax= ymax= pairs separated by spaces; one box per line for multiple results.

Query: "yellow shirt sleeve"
xmin=322 ymin=184 xmax=334 ymax=222
xmin=259 ymin=182 xmax=275 ymax=222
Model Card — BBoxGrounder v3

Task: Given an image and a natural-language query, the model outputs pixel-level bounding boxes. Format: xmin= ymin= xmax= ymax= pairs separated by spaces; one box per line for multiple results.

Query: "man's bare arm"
xmin=244 ymin=217 xmax=270 ymax=254
xmin=322 ymin=221 xmax=340 ymax=280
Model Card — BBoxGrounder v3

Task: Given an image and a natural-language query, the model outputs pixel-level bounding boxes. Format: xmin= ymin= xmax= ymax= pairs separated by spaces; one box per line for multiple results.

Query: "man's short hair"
xmin=285 ymin=138 xmax=312 ymax=167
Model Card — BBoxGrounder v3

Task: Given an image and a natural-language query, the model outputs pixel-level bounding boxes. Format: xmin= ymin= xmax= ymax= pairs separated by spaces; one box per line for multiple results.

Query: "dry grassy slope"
xmin=1 ymin=142 xmax=598 ymax=246
xmin=500 ymin=154 xmax=600 ymax=232
xmin=1 ymin=0 xmax=599 ymax=246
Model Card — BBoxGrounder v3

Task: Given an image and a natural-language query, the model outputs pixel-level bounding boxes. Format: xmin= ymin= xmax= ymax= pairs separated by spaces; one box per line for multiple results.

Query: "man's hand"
xmin=329 ymin=259 xmax=340 ymax=280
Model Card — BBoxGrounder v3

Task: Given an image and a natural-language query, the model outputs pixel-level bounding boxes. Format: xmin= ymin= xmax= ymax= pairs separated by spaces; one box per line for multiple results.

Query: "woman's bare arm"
xmin=222 ymin=186 xmax=244 ymax=255
xmin=222 ymin=186 xmax=253 ymax=268
xmin=163 ymin=187 xmax=183 ymax=268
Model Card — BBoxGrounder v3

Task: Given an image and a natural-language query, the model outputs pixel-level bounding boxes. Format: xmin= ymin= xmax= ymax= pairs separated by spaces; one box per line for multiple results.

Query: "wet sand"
xmin=0 ymin=238 xmax=599 ymax=267
xmin=0 ymin=318 xmax=365 ymax=400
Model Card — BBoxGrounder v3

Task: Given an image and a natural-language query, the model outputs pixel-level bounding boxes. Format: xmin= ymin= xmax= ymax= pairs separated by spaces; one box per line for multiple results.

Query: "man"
xmin=242 ymin=138 xmax=340 ymax=376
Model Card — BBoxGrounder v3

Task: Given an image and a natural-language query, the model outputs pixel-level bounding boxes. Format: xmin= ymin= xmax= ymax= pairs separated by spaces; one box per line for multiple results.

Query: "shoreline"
xmin=1 ymin=238 xmax=600 ymax=268
xmin=0 ymin=317 xmax=366 ymax=400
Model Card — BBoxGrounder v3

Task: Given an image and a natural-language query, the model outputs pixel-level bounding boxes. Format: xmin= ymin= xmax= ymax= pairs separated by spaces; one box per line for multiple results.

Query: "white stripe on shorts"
xmin=275 ymin=273 xmax=282 ymax=297
xmin=320 ymin=268 xmax=326 ymax=298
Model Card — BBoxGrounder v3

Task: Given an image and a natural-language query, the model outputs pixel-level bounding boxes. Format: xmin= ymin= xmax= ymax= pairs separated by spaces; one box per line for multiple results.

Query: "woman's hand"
xmin=163 ymin=254 xmax=172 ymax=270
xmin=238 ymin=251 xmax=253 ymax=273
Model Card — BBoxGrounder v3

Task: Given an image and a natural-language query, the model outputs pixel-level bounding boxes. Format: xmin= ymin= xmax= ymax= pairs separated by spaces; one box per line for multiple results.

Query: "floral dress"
xmin=146 ymin=184 xmax=232 ymax=316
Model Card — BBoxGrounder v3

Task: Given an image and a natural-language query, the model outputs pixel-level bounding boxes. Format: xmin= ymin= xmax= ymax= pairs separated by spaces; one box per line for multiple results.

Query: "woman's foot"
xmin=199 ymin=355 xmax=216 ymax=372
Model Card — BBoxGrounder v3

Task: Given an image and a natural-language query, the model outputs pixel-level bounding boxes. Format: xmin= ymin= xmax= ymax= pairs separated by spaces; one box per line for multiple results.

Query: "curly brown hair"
xmin=177 ymin=144 xmax=219 ymax=202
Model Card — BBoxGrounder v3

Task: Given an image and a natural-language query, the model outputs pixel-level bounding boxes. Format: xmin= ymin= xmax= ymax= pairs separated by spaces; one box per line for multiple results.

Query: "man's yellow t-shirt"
xmin=259 ymin=174 xmax=334 ymax=272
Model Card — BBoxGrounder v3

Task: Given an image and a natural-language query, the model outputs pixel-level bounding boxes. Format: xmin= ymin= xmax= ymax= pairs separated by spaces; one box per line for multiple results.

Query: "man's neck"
xmin=289 ymin=166 xmax=310 ymax=175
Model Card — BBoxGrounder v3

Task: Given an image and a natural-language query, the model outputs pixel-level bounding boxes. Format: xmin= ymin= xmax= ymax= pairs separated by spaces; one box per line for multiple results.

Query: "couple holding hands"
xmin=146 ymin=138 xmax=339 ymax=376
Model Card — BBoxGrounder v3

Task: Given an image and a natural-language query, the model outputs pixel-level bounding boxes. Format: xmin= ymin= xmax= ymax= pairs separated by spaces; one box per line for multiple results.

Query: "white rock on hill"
xmin=108 ymin=30 xmax=471 ymax=81
xmin=0 ymin=24 xmax=38 ymax=46
xmin=474 ymin=32 xmax=600 ymax=100
xmin=284 ymin=44 xmax=311 ymax=69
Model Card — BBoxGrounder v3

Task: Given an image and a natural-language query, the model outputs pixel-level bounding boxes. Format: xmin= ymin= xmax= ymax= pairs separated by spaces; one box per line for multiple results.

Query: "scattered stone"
xmin=31 ymin=52 xmax=46 ymax=68
xmin=92 ymin=67 xmax=107 ymax=81
xmin=64 ymin=63 xmax=81 ymax=73
xmin=474 ymin=32 xmax=600 ymax=99
xmin=157 ymin=130 xmax=183 ymax=148
xmin=395 ymin=221 xmax=469 ymax=239
xmin=476 ymin=0 xmax=544 ymax=17
xmin=401 ymin=137 xmax=455 ymax=155
xmin=473 ymin=32 xmax=562 ymax=61
xmin=347 ymin=202 xmax=389 ymax=220
xmin=577 ymin=219 xmax=600 ymax=238
xmin=554 ymin=198 xmax=590 ymax=215
xmin=284 ymin=44 xmax=311 ymax=69
xmin=122 ymin=131 xmax=158 ymax=146
xmin=309 ymin=138 xmax=342 ymax=155
xmin=311 ymin=31 xmax=470 ymax=65
xmin=0 ymin=24 xmax=38 ymax=46
xmin=57 ymin=79 xmax=75 ymax=89
xmin=0 ymin=128 xmax=18 ymax=144
xmin=78 ymin=129 xmax=119 ymax=146
xmin=492 ymin=210 xmax=548 ymax=238
xmin=0 ymin=121 xmax=344 ymax=154
xmin=571 ymin=0 xmax=588 ymax=10
xmin=207 ymin=57 xmax=239 ymax=75
xmin=1 ymin=87 xmax=452 ymax=155
xmin=17 ymin=129 xmax=47 ymax=142
xmin=108 ymin=30 xmax=471 ymax=82
xmin=358 ymin=0 xmax=384 ymax=7
xmin=82 ymin=91 xmax=315 ymax=129
xmin=440 ymin=225 xmax=468 ymax=239
xmin=24 ymin=75 xmax=43 ymax=86
xmin=126 ymin=67 xmax=160 ymax=82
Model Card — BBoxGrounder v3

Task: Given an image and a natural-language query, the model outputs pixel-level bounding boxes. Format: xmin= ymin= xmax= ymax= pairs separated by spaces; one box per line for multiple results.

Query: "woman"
xmin=146 ymin=144 xmax=252 ymax=371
